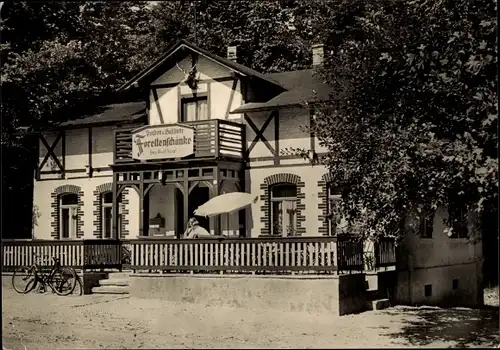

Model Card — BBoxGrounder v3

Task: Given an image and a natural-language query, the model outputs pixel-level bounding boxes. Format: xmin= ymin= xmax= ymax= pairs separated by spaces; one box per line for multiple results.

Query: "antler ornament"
xmin=176 ymin=61 xmax=200 ymax=90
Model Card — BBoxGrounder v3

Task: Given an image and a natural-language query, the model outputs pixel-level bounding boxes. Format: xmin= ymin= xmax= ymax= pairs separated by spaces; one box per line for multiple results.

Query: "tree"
xmin=146 ymin=0 xmax=313 ymax=73
xmin=0 ymin=1 xmax=156 ymax=238
xmin=0 ymin=0 xmax=318 ymax=238
xmin=296 ymin=0 xmax=497 ymax=240
xmin=1 ymin=1 xmax=156 ymax=134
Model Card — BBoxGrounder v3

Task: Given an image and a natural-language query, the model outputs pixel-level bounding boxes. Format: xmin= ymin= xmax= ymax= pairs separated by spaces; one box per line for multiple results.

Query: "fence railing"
xmin=337 ymin=235 xmax=364 ymax=271
xmin=2 ymin=236 xmax=395 ymax=274
xmin=123 ymin=236 xmax=345 ymax=274
xmin=2 ymin=239 xmax=123 ymax=271
xmin=374 ymin=237 xmax=397 ymax=268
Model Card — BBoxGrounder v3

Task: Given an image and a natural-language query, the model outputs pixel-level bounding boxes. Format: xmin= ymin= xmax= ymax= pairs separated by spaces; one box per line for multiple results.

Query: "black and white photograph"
xmin=1 ymin=0 xmax=498 ymax=348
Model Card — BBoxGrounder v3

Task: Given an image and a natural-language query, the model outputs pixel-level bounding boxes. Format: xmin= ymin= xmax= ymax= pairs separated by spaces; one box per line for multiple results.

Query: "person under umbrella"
xmin=183 ymin=217 xmax=211 ymax=239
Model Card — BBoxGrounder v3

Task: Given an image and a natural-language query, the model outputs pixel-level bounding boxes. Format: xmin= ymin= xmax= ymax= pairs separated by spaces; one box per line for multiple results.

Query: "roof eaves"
xmin=117 ymin=39 xmax=186 ymax=92
xmin=117 ymin=39 xmax=283 ymax=92
xmin=230 ymin=102 xmax=305 ymax=114
xmin=57 ymin=116 xmax=145 ymax=130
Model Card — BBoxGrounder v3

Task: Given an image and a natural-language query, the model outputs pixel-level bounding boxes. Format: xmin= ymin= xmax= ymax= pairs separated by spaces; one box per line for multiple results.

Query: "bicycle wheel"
xmin=50 ymin=266 xmax=77 ymax=296
xmin=12 ymin=267 xmax=37 ymax=294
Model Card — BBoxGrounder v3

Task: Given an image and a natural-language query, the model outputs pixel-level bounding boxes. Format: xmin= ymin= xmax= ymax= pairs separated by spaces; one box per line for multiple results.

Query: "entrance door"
xmin=189 ymin=186 xmax=210 ymax=232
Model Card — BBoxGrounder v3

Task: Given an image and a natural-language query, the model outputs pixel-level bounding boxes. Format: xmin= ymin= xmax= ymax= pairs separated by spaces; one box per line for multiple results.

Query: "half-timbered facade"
xmin=33 ymin=40 xmax=335 ymax=240
xmin=19 ymin=39 xmax=484 ymax=308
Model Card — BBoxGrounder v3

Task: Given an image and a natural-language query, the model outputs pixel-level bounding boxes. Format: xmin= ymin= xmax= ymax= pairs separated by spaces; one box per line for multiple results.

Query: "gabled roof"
xmin=231 ymin=69 xmax=333 ymax=114
xmin=117 ymin=39 xmax=284 ymax=92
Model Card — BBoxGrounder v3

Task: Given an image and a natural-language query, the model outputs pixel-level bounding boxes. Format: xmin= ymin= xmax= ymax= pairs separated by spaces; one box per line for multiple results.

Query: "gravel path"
xmin=2 ymin=286 xmax=498 ymax=349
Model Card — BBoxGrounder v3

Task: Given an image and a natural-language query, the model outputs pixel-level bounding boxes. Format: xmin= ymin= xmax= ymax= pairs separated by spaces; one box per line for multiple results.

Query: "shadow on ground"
xmin=383 ymin=306 xmax=499 ymax=347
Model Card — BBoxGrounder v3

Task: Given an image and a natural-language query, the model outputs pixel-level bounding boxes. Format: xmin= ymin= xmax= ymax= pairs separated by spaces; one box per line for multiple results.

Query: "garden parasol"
xmin=193 ymin=192 xmax=257 ymax=235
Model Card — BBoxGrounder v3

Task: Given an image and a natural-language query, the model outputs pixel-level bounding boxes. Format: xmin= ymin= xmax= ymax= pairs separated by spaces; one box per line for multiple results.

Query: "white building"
xmin=30 ymin=40 xmax=484 ymax=307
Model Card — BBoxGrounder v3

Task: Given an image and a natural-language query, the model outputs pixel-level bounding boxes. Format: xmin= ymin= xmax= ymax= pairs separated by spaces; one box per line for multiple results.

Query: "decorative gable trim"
xmin=117 ymin=39 xmax=282 ymax=92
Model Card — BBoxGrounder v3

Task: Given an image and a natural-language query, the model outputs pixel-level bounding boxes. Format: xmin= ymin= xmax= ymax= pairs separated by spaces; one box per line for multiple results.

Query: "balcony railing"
xmin=113 ymin=119 xmax=245 ymax=164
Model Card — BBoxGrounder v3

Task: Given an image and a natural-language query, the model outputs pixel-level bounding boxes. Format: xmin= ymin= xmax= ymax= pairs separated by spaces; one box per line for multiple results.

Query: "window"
xmin=270 ymin=184 xmax=297 ymax=236
xmin=327 ymin=184 xmax=349 ymax=235
xmin=181 ymin=96 xmax=208 ymax=122
xmin=449 ymin=206 xmax=469 ymax=238
xmin=424 ymin=284 xmax=432 ymax=297
xmin=419 ymin=208 xmax=435 ymax=238
xmin=60 ymin=194 xmax=78 ymax=239
xmin=452 ymin=279 xmax=459 ymax=290
xmin=101 ymin=192 xmax=121 ymax=239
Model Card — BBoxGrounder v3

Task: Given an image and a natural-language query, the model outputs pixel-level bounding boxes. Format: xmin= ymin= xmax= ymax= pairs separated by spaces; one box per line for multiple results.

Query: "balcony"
xmin=113 ymin=119 xmax=245 ymax=165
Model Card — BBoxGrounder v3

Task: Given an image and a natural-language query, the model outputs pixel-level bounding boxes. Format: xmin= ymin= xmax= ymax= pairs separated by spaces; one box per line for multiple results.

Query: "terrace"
xmin=2 ymin=235 xmax=396 ymax=274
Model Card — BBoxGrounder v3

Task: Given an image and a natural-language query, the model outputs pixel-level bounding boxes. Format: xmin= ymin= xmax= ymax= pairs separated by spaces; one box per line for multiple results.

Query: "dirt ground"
xmin=2 ymin=286 xmax=499 ymax=349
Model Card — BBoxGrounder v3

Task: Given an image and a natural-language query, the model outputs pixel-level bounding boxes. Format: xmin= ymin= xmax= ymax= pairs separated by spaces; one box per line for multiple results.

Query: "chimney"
xmin=312 ymin=43 xmax=324 ymax=67
xmin=227 ymin=45 xmax=237 ymax=62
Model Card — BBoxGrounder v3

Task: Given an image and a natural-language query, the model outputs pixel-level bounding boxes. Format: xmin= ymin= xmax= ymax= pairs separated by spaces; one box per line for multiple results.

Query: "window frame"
xmin=59 ymin=193 xmax=79 ymax=239
xmin=326 ymin=183 xmax=350 ymax=236
xmin=449 ymin=206 xmax=469 ymax=239
xmin=419 ymin=208 xmax=435 ymax=239
xmin=180 ymin=95 xmax=209 ymax=122
xmin=424 ymin=284 xmax=432 ymax=297
xmin=269 ymin=183 xmax=298 ymax=237
xmin=101 ymin=191 xmax=122 ymax=239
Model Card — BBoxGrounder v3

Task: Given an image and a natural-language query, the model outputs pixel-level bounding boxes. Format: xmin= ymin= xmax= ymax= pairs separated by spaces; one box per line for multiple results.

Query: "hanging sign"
xmin=131 ymin=124 xmax=194 ymax=160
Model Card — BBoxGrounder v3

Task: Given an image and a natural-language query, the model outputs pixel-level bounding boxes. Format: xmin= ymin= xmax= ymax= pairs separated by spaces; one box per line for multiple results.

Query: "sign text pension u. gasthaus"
xmin=131 ymin=124 xmax=195 ymax=160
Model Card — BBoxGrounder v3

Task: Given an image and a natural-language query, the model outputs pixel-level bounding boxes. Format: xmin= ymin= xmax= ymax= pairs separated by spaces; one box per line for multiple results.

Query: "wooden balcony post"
xmin=183 ymin=170 xmax=189 ymax=231
xmin=213 ymin=165 xmax=220 ymax=235
xmin=139 ymin=172 xmax=149 ymax=237
xmin=239 ymin=169 xmax=246 ymax=237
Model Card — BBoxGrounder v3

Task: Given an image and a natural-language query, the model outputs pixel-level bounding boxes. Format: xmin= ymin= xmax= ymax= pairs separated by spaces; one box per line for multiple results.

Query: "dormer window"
xmin=181 ymin=96 xmax=208 ymax=122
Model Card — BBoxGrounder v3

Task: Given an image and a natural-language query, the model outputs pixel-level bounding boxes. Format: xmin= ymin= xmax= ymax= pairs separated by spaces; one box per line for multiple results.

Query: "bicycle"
xmin=12 ymin=254 xmax=78 ymax=296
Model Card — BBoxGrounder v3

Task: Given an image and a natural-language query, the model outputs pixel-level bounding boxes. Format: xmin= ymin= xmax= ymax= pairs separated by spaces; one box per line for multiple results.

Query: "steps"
xmin=366 ymin=298 xmax=391 ymax=311
xmin=364 ymin=272 xmax=391 ymax=311
xmin=91 ymin=272 xmax=130 ymax=295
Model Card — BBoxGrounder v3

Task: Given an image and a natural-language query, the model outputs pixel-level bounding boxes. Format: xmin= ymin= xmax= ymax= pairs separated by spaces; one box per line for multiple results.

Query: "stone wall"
xmin=129 ymin=273 xmax=367 ymax=316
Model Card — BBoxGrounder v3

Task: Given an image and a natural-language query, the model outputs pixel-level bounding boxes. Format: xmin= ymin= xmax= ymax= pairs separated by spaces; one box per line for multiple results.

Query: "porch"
xmin=111 ymin=118 xmax=246 ymax=239
xmin=3 ymin=236 xmax=396 ymax=313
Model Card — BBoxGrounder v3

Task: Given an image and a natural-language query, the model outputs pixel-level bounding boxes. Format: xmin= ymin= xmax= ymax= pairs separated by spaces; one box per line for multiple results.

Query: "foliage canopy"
xmin=0 ymin=0 xmax=497 ymax=240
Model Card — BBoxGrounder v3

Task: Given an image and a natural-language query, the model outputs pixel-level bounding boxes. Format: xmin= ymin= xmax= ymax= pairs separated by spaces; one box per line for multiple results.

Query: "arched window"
xmin=326 ymin=184 xmax=349 ymax=235
xmin=101 ymin=192 xmax=122 ymax=239
xmin=60 ymin=193 xmax=78 ymax=239
xmin=270 ymin=184 xmax=297 ymax=236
